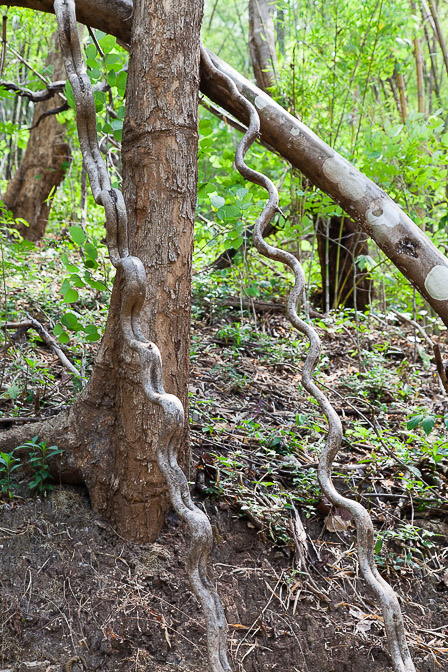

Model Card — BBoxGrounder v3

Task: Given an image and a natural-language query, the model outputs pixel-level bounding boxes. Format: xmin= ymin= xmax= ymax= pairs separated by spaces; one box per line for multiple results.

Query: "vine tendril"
xmin=200 ymin=45 xmax=415 ymax=672
xmin=54 ymin=3 xmax=231 ymax=670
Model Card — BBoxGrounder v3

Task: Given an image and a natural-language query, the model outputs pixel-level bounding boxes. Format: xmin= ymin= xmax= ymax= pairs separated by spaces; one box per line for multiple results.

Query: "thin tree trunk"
xmin=411 ymin=0 xmax=426 ymax=116
xmin=421 ymin=4 xmax=441 ymax=104
xmin=395 ymin=67 xmax=408 ymax=123
xmin=248 ymin=0 xmax=277 ymax=91
xmin=424 ymin=0 xmax=448 ymax=79
xmin=2 ymin=33 xmax=70 ymax=241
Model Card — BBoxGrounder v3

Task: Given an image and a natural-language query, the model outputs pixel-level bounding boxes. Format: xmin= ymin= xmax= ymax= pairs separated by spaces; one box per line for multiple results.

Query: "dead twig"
xmin=2 ymin=316 xmax=84 ymax=384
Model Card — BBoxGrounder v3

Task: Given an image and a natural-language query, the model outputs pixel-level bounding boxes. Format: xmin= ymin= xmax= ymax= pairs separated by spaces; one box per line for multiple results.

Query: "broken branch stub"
xmin=53 ymin=2 xmax=231 ymax=671
xmin=201 ymin=45 xmax=416 ymax=672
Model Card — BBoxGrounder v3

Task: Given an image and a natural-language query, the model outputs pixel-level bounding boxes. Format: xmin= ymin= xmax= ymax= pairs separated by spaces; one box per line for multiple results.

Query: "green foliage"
xmin=375 ymin=524 xmax=438 ymax=570
xmin=53 ymin=226 xmax=108 ymax=344
xmin=0 ymin=450 xmax=21 ymax=498
xmin=16 ymin=436 xmax=64 ymax=497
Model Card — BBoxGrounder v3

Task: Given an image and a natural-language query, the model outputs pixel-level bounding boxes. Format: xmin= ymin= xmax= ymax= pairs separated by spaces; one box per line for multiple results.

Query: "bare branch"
xmin=0 ymin=78 xmax=65 ymax=101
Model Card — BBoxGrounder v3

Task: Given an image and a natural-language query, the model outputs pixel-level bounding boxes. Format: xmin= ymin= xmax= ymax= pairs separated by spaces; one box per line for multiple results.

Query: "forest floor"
xmin=1 ymin=299 xmax=447 ymax=672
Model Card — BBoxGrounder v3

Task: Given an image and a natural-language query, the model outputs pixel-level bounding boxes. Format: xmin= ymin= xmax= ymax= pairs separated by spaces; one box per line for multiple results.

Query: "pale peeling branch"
xmin=200 ymin=50 xmax=448 ymax=327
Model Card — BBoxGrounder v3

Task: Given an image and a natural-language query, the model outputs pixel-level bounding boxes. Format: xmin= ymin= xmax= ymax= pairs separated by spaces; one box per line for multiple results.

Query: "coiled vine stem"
xmin=201 ymin=46 xmax=415 ymax=672
xmin=54 ymin=3 xmax=231 ymax=671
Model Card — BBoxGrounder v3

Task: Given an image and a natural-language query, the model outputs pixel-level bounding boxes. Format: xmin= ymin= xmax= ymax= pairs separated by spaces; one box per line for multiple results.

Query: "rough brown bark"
xmin=2 ymin=34 xmax=70 ymax=240
xmin=77 ymin=0 xmax=201 ymax=541
xmin=249 ymin=0 xmax=277 ymax=91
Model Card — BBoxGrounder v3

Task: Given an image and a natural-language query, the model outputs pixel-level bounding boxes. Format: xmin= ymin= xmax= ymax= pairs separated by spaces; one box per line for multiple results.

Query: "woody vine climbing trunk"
xmin=0 ymin=0 xmax=202 ymax=544
xmin=71 ymin=0 xmax=201 ymax=541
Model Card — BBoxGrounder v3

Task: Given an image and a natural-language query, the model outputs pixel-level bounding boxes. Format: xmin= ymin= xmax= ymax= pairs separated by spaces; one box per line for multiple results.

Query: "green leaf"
xmin=87 ymin=56 xmax=98 ymax=69
xmin=58 ymin=332 xmax=70 ymax=344
xmin=218 ymin=205 xmax=240 ymax=220
xmin=89 ymin=66 xmax=101 ymax=80
xmin=85 ymin=43 xmax=97 ymax=59
xmin=107 ymin=69 xmax=117 ymax=87
xmin=84 ymin=243 xmax=98 ymax=260
xmin=375 ymin=538 xmax=383 ymax=554
xmin=84 ymin=275 xmax=106 ymax=291
xmin=199 ymin=119 xmax=212 ymax=131
xmin=116 ymin=71 xmax=127 ymax=92
xmin=60 ymin=278 xmax=71 ymax=295
xmin=246 ymin=285 xmax=260 ymax=297
xmin=61 ymin=253 xmax=79 ymax=273
xmin=111 ymin=119 xmax=123 ymax=131
xmin=69 ymin=226 xmax=86 ymax=245
xmin=5 ymin=384 xmax=20 ymax=400
xmin=70 ymin=273 xmax=86 ymax=288
xmin=405 ymin=465 xmax=423 ymax=479
xmin=0 ymin=85 xmax=17 ymax=100
xmin=199 ymin=119 xmax=213 ymax=136
xmin=53 ymin=323 xmax=64 ymax=336
xmin=85 ymin=259 xmax=98 ymax=270
xmin=61 ymin=313 xmax=79 ymax=330
xmin=406 ymin=414 xmax=424 ymax=430
xmin=198 ymin=182 xmax=216 ymax=194
xmin=105 ymin=53 xmax=121 ymax=65
xmin=421 ymin=415 xmax=435 ymax=436
xmin=99 ymin=34 xmax=117 ymax=53
xmin=64 ymin=82 xmax=75 ymax=110
xmin=84 ymin=325 xmax=101 ymax=342
xmin=63 ymin=289 xmax=79 ymax=304
xmin=210 ymin=194 xmax=225 ymax=209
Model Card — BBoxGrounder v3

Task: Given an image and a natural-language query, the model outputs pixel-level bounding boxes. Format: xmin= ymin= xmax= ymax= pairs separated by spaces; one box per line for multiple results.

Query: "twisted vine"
xmin=201 ymin=47 xmax=416 ymax=672
xmin=53 ymin=3 xmax=231 ymax=671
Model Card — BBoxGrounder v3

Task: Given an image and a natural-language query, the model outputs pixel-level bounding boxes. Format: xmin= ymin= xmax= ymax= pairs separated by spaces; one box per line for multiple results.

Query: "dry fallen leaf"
xmin=325 ymin=513 xmax=352 ymax=532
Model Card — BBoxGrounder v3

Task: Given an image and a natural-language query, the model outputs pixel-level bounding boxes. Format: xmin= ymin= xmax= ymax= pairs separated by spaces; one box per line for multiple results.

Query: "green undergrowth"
xmin=1 ymin=205 xmax=447 ymax=579
xmin=188 ymin=306 xmax=448 ymax=575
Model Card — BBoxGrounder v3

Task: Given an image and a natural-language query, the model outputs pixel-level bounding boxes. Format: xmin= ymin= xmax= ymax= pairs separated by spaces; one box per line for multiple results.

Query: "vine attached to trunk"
xmin=201 ymin=46 xmax=416 ymax=672
xmin=53 ymin=2 xmax=231 ymax=671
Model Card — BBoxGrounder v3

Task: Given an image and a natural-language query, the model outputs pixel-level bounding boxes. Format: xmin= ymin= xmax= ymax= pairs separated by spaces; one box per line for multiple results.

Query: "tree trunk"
xmin=77 ymin=0 xmax=201 ymax=541
xmin=0 ymin=0 xmax=202 ymax=544
xmin=316 ymin=216 xmax=372 ymax=311
xmin=2 ymin=33 xmax=70 ymax=241
xmin=248 ymin=0 xmax=277 ymax=91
